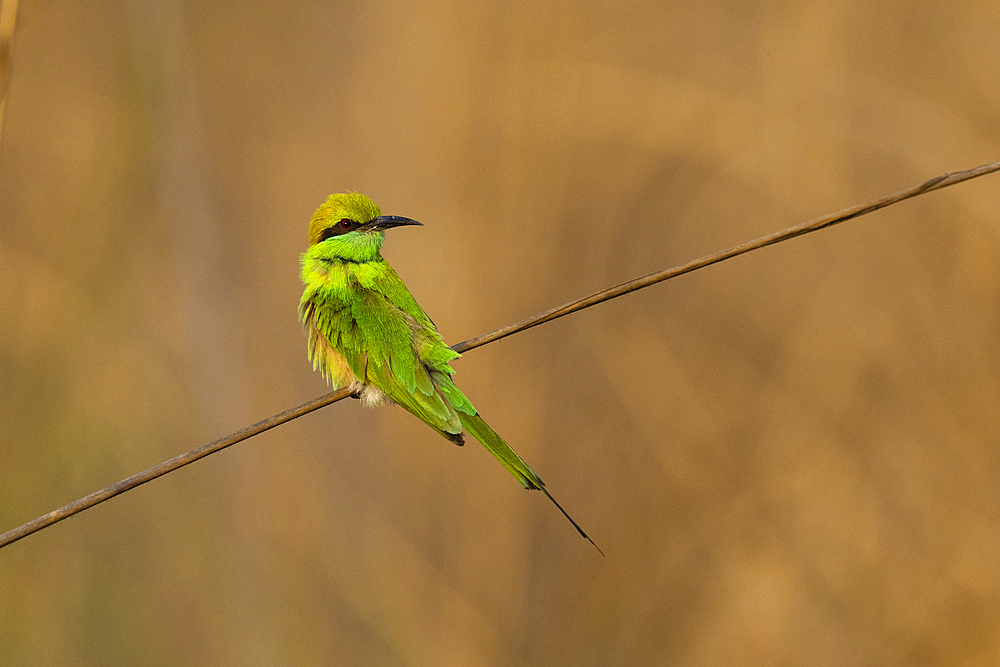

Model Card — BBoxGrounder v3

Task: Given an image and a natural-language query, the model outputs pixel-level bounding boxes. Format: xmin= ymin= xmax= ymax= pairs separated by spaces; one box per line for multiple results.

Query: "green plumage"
xmin=299 ymin=192 xmax=599 ymax=552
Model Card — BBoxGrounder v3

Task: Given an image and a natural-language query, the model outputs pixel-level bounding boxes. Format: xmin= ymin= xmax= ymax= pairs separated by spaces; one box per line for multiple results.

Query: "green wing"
xmin=307 ymin=259 xmax=475 ymax=441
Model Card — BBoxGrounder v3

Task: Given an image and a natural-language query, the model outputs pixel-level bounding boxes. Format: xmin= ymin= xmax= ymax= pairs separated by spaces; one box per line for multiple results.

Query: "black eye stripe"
xmin=318 ymin=218 xmax=358 ymax=242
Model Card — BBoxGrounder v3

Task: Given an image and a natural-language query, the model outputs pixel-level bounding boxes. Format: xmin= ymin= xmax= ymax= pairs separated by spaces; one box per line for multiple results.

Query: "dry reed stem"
xmin=0 ymin=0 xmax=20 ymax=146
xmin=1 ymin=160 xmax=998 ymax=549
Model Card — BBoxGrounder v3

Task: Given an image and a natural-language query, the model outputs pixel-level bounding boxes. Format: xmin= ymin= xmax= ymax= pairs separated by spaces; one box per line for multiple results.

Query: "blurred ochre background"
xmin=2 ymin=1 xmax=1000 ymax=664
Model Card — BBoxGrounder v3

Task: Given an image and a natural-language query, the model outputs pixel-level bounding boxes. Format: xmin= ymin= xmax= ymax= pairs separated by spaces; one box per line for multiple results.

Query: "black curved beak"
xmin=363 ymin=215 xmax=422 ymax=231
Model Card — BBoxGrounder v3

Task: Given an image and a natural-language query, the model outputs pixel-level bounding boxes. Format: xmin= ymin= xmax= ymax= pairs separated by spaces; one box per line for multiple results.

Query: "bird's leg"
xmin=347 ymin=380 xmax=365 ymax=400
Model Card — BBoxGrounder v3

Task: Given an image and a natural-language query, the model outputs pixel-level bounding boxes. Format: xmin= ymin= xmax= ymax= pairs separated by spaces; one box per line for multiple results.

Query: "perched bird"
xmin=299 ymin=192 xmax=600 ymax=553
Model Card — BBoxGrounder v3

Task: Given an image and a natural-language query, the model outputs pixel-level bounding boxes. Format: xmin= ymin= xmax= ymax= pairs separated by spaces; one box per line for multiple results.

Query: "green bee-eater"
xmin=299 ymin=192 xmax=600 ymax=552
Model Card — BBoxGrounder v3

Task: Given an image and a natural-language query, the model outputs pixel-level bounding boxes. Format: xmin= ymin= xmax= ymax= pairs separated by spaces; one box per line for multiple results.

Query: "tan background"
xmin=2 ymin=1 xmax=1000 ymax=664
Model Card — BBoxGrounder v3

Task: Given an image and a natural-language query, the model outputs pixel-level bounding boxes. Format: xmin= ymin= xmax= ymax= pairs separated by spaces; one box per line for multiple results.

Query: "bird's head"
xmin=308 ymin=192 xmax=422 ymax=247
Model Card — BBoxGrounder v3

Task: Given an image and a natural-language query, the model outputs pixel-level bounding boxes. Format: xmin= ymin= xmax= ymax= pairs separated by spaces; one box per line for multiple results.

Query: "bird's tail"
xmin=458 ymin=412 xmax=603 ymax=555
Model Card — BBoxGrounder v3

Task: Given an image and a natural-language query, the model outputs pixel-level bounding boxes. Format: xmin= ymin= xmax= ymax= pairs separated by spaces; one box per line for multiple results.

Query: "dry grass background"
xmin=2 ymin=1 xmax=1000 ymax=664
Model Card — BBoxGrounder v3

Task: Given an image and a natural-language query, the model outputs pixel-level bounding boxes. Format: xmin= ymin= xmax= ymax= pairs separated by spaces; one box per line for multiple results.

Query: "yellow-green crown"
xmin=308 ymin=192 xmax=381 ymax=245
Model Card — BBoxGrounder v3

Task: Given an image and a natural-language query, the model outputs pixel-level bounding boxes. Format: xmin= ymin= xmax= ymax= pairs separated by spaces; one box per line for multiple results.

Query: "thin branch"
xmin=453 ymin=164 xmax=998 ymax=352
xmin=2 ymin=160 xmax=998 ymax=549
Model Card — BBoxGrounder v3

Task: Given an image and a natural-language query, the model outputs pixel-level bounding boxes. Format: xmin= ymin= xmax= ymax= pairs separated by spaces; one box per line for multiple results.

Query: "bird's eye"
xmin=317 ymin=218 xmax=356 ymax=243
